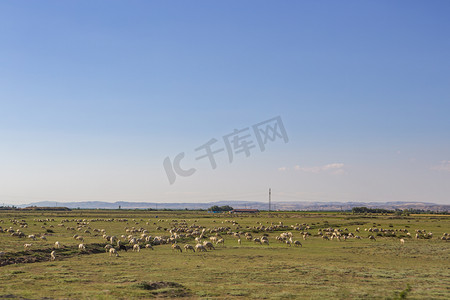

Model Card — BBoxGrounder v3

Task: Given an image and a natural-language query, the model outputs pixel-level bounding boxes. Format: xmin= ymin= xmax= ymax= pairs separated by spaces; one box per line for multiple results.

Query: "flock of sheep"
xmin=0 ymin=216 xmax=448 ymax=262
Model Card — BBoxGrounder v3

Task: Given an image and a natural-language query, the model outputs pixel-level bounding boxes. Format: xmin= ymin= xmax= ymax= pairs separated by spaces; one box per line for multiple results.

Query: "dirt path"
xmin=0 ymin=243 xmax=107 ymax=267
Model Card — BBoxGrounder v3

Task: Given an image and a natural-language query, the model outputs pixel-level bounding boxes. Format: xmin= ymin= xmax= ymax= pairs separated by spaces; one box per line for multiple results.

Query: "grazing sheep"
xmin=79 ymin=243 xmax=86 ymax=251
xmin=400 ymin=238 xmax=405 ymax=245
xmin=293 ymin=240 xmax=302 ymax=247
xmin=24 ymin=243 xmax=32 ymax=249
xmin=145 ymin=244 xmax=154 ymax=250
xmin=109 ymin=248 xmax=119 ymax=257
xmin=133 ymin=244 xmax=140 ymax=252
xmin=105 ymin=244 xmax=113 ymax=252
xmin=184 ymin=244 xmax=195 ymax=252
xmin=262 ymin=239 xmax=269 ymax=245
xmin=50 ymin=251 xmax=56 ymax=261
xmin=172 ymin=243 xmax=182 ymax=252
xmin=237 ymin=239 xmax=241 ymax=245
xmin=203 ymin=241 xmax=215 ymax=250
xmin=253 ymin=238 xmax=262 ymax=245
xmin=54 ymin=241 xmax=61 ymax=249
xmin=368 ymin=235 xmax=376 ymax=241
xmin=195 ymin=244 xmax=207 ymax=252
xmin=216 ymin=238 xmax=224 ymax=245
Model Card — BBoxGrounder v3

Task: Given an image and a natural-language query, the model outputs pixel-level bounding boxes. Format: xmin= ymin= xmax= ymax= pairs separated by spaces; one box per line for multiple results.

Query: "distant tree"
xmin=352 ymin=207 xmax=393 ymax=214
xmin=220 ymin=205 xmax=234 ymax=212
xmin=208 ymin=205 xmax=221 ymax=212
xmin=208 ymin=205 xmax=234 ymax=212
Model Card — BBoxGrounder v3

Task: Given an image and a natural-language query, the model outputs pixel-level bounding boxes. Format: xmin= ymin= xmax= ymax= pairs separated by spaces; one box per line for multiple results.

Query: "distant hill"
xmin=9 ymin=200 xmax=449 ymax=212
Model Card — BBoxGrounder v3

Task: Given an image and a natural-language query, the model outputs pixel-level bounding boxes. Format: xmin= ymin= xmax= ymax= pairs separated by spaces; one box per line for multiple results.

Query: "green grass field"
xmin=0 ymin=210 xmax=449 ymax=299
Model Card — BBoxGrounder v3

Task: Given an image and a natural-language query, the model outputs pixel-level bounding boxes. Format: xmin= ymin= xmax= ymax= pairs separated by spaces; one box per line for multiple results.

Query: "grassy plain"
xmin=0 ymin=210 xmax=449 ymax=299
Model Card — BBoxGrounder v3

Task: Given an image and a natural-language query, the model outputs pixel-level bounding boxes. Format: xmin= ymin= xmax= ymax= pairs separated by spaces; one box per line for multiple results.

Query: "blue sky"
xmin=1 ymin=1 xmax=449 ymax=205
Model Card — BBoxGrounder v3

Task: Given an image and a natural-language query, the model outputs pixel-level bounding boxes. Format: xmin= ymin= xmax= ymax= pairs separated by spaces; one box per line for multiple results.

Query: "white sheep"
xmin=50 ymin=251 xmax=56 ymax=261
xmin=78 ymin=243 xmax=86 ymax=251
xmin=195 ymin=244 xmax=207 ymax=252
xmin=24 ymin=243 xmax=32 ymax=249
xmin=145 ymin=244 xmax=154 ymax=250
xmin=253 ymin=238 xmax=262 ymax=245
xmin=133 ymin=244 xmax=140 ymax=252
xmin=400 ymin=238 xmax=405 ymax=245
xmin=203 ymin=241 xmax=215 ymax=250
xmin=293 ymin=240 xmax=302 ymax=247
xmin=237 ymin=239 xmax=241 ymax=245
xmin=54 ymin=241 xmax=61 ymax=249
xmin=184 ymin=244 xmax=195 ymax=252
xmin=171 ymin=243 xmax=182 ymax=252
xmin=109 ymin=248 xmax=119 ymax=257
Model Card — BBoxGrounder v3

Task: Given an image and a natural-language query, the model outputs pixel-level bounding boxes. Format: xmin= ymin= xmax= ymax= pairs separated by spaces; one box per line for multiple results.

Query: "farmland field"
xmin=0 ymin=210 xmax=449 ymax=299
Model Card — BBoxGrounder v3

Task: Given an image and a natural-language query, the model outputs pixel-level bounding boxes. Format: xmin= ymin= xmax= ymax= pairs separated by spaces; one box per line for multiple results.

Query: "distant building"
xmin=231 ymin=209 xmax=259 ymax=213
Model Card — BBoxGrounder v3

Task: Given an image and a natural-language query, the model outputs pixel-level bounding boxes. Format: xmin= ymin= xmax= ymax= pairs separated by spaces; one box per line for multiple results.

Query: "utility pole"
xmin=269 ymin=188 xmax=271 ymax=213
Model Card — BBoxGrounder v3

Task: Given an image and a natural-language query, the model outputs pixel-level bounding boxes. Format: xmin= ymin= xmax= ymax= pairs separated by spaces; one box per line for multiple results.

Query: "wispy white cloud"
xmin=431 ymin=161 xmax=450 ymax=172
xmin=279 ymin=163 xmax=346 ymax=175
